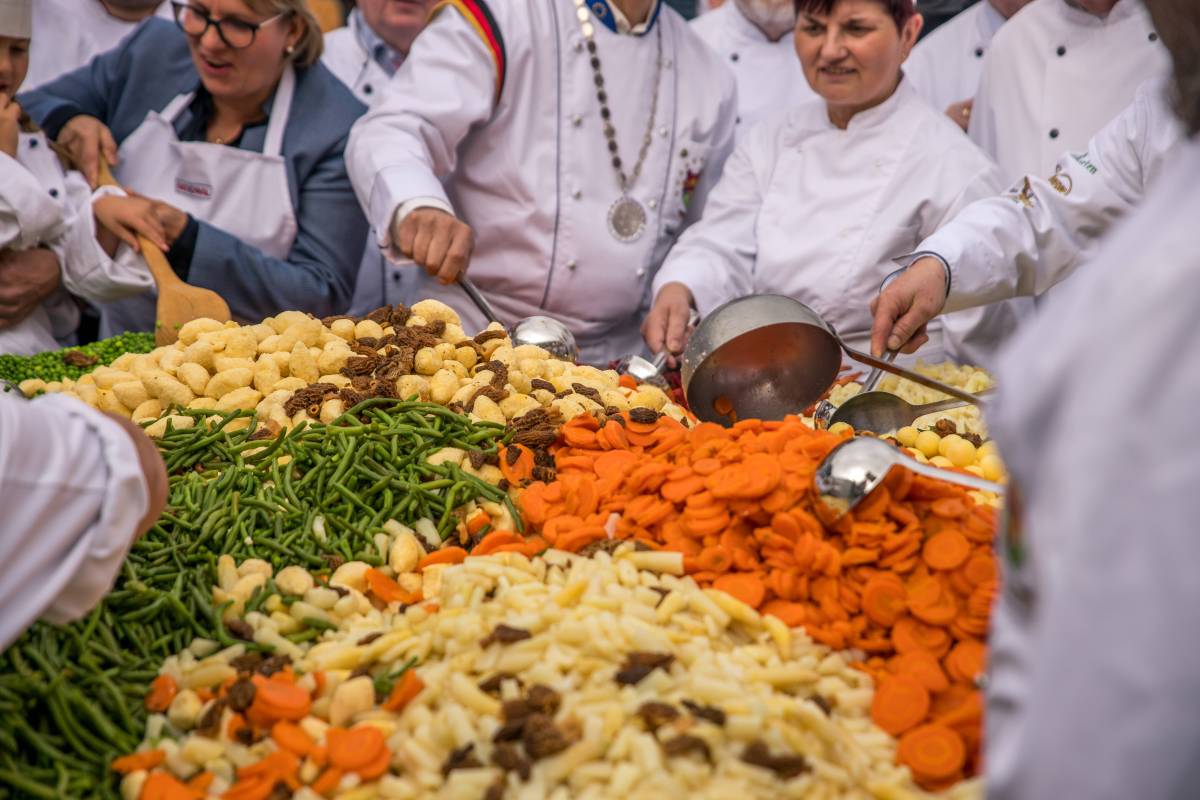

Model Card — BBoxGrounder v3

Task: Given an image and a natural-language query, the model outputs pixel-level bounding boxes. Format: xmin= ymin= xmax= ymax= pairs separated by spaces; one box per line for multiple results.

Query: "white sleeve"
xmin=346 ymin=7 xmax=501 ymax=258
xmin=47 ymin=172 xmax=153 ymax=304
xmin=678 ymin=70 xmax=738 ymax=230
xmin=0 ymin=151 xmax=67 ymax=250
xmin=0 ymin=393 xmax=149 ymax=650
xmin=651 ymin=127 xmax=763 ymax=316
xmin=914 ymin=93 xmax=1154 ymax=313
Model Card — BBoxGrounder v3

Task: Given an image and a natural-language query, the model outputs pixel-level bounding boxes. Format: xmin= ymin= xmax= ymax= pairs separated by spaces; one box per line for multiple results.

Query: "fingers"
xmin=78 ymin=132 xmax=100 ymax=188
xmin=665 ymin=299 xmax=690 ymax=355
xmin=641 ymin=305 xmax=668 ymax=356
xmin=100 ymin=125 xmax=119 ymax=167
xmin=411 ymin=222 xmax=435 ymax=273
xmin=870 ymin=288 xmax=907 ymax=357
xmin=437 ymin=226 xmax=473 ymax=285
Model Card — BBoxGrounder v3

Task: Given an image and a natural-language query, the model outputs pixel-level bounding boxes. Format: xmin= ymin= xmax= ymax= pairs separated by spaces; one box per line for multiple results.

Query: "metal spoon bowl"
xmin=824 ymin=389 xmax=992 ymax=435
xmin=459 ymin=276 xmax=579 ymax=362
xmin=615 ymin=352 xmax=669 ymax=389
xmin=813 ymin=436 xmax=1003 ymax=522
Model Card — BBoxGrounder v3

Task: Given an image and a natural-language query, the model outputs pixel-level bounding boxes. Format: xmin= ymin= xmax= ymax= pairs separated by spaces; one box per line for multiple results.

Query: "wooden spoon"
xmin=96 ymin=160 xmax=231 ymax=345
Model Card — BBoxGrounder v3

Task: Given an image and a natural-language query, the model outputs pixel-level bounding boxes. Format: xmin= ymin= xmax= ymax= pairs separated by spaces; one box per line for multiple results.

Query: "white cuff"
xmin=890 ymin=251 xmax=953 ymax=297
xmin=91 ymin=185 xmax=127 ymax=203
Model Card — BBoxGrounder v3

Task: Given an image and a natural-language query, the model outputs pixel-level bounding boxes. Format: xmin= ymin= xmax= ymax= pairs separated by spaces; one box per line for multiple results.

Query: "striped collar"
xmin=588 ymin=0 xmax=663 ymax=35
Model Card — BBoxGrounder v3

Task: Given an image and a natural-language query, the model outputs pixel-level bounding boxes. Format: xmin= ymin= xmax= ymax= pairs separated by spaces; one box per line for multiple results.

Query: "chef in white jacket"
xmin=0 ymin=389 xmax=168 ymax=651
xmin=870 ymin=78 xmax=1183 ymax=355
xmin=980 ymin=0 xmax=1200 ymax=791
xmin=0 ymin=0 xmax=150 ymax=355
xmin=324 ymin=1 xmax=435 ymax=315
xmin=691 ymin=0 xmax=816 ymax=134
xmin=903 ymin=0 xmax=1031 ymax=128
xmin=24 ymin=0 xmax=168 ymax=91
xmin=645 ymin=0 xmax=1004 ymax=367
xmin=346 ymin=0 xmax=737 ymax=364
xmin=969 ymin=0 xmax=1168 ymax=180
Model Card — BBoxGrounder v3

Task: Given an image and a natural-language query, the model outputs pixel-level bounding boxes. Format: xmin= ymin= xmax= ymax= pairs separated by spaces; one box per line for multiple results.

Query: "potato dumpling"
xmin=204 ymin=367 xmax=254 ymax=399
xmin=410 ymin=298 xmax=461 ymax=326
xmin=177 ymin=317 xmax=225 ymax=346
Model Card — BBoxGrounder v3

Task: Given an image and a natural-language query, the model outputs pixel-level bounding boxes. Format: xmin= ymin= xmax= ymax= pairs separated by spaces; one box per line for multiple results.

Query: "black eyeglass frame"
xmin=170 ymin=1 xmax=290 ymax=50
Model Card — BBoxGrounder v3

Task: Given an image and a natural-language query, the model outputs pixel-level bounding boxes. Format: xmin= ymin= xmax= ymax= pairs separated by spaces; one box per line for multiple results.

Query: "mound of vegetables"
xmin=0 ymin=332 xmax=155 ymax=387
xmin=0 ymin=400 xmax=519 ymax=799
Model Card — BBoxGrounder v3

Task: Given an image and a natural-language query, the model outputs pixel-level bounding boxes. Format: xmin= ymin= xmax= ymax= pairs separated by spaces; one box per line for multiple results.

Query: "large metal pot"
xmin=682 ymin=295 xmax=982 ymax=426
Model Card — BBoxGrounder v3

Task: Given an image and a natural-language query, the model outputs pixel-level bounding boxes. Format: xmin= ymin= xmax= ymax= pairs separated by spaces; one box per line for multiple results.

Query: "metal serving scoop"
xmin=683 ymin=295 xmax=985 ymax=426
xmin=813 ymin=436 xmax=1003 ymax=521
xmin=819 ymin=388 xmax=994 ymax=434
xmin=615 ymin=351 xmax=670 ymax=389
xmin=458 ymin=276 xmax=579 ymax=362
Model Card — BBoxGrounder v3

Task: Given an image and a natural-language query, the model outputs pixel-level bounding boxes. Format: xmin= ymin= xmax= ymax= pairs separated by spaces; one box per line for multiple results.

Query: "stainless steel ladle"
xmin=458 ymin=276 xmax=579 ymax=362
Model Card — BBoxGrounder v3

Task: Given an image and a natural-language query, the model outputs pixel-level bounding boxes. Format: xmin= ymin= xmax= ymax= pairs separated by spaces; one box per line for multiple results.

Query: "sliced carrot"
xmin=272 ymin=720 xmax=315 ymax=757
xmin=140 ymin=771 xmax=204 ymax=800
xmin=922 ymin=529 xmax=971 ymax=570
xmin=364 ymin=567 xmax=423 ymax=605
xmin=310 ymin=766 xmax=344 ymax=795
xmin=144 ymin=674 xmax=178 ymax=713
xmin=111 ymin=749 xmax=166 ymax=774
xmin=898 ymin=723 xmax=967 ymax=781
xmin=221 ymin=775 xmax=275 ymax=800
xmin=945 ymin=640 xmax=987 ymax=683
xmin=498 ymin=444 xmax=535 ymax=484
xmin=355 ymin=744 xmax=392 ymax=780
xmin=871 ymin=674 xmax=931 ymax=736
xmin=891 ymin=650 xmax=951 ymax=693
xmin=186 ymin=772 xmax=214 ymax=792
xmin=861 ymin=575 xmax=907 ymax=627
xmin=471 ymin=529 xmax=523 ymax=555
xmin=327 ymin=726 xmax=386 ymax=771
xmin=761 ymin=600 xmax=807 ymax=627
xmin=712 ymin=573 xmax=767 ymax=609
xmin=594 ymin=449 xmax=638 ymax=480
xmin=248 ymin=676 xmax=311 ymax=723
xmin=381 ymin=669 xmax=425 ymax=713
xmin=556 ymin=526 xmax=608 ymax=553
xmin=417 ymin=547 xmax=468 ymax=570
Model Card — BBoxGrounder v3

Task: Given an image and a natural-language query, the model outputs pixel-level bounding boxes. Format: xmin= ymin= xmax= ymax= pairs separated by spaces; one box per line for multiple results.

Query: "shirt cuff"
xmin=167 ymin=215 xmax=200 ymax=280
xmin=890 ymin=251 xmax=953 ymax=298
xmin=91 ymin=185 xmax=127 ymax=202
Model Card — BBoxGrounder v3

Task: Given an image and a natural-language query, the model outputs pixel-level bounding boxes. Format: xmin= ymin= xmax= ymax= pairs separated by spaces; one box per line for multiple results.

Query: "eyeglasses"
xmin=171 ymin=1 xmax=289 ymax=49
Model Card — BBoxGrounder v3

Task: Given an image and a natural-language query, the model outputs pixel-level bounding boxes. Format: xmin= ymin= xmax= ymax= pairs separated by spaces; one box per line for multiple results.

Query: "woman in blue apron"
xmin=19 ymin=0 xmax=368 ymax=334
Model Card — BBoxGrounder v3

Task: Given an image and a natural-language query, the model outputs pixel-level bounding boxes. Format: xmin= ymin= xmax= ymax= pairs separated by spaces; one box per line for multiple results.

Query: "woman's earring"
xmin=286 ymin=44 xmax=296 ymax=55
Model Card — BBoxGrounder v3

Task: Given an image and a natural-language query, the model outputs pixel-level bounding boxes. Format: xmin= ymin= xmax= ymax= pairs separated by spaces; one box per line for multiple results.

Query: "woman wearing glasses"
xmin=19 ymin=0 xmax=368 ymax=334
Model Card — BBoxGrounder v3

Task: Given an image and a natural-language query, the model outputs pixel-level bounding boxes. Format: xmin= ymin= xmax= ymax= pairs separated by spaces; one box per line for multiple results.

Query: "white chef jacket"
xmin=0 ymin=129 xmax=148 ymax=356
xmin=914 ymin=79 xmax=1182 ymax=313
xmin=24 ymin=0 xmax=171 ymax=91
xmin=984 ymin=134 xmax=1200 ymax=800
xmin=690 ymin=2 xmax=815 ymax=135
xmin=904 ymin=0 xmax=1006 ymax=114
xmin=652 ymin=79 xmax=1004 ymax=360
xmin=346 ymin=0 xmax=738 ymax=364
xmin=322 ymin=10 xmax=396 ymax=106
xmin=968 ymin=0 xmax=1168 ymax=179
xmin=0 ymin=392 xmax=150 ymax=651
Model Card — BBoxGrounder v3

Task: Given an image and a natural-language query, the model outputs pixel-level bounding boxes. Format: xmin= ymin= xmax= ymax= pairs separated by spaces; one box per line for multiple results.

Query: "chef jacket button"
xmin=28 ymin=138 xmax=38 ymax=148
xmin=636 ymin=268 xmax=646 ymax=278
xmin=1056 ymin=45 xmax=1066 ymax=56
xmin=659 ymin=126 xmax=668 ymax=137
xmin=566 ymin=259 xmax=578 ymax=271
xmin=648 ymin=199 xmax=658 ymax=209
xmin=730 ymin=53 xmax=739 ymax=62
xmin=1049 ymin=128 xmax=1060 ymax=139
xmin=1149 ymin=32 xmax=1159 ymax=42
xmin=572 ymin=188 xmax=582 ymax=199
xmin=665 ymin=59 xmax=673 ymax=68
xmin=572 ymin=114 xmax=583 ymax=126
xmin=974 ymin=47 xmax=984 ymax=58
xmin=736 ymin=116 xmax=742 ymax=125
xmin=363 ymin=84 xmax=373 ymax=95
xmin=393 ymin=272 xmax=402 ymax=283
xmin=574 ymin=39 xmax=584 ymax=52
xmin=49 ymin=188 xmax=59 ymax=198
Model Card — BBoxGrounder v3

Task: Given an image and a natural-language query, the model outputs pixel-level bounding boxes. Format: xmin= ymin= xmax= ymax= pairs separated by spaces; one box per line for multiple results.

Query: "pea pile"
xmin=0 ymin=332 xmax=156 ymax=387
xmin=0 ymin=399 xmax=515 ymax=799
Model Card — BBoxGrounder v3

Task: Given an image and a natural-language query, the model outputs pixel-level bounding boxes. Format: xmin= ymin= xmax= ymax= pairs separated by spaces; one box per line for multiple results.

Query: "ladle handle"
xmin=841 ymin=344 xmax=983 ymax=406
xmin=459 ymin=275 xmax=501 ymax=325
xmin=901 ymin=455 xmax=1004 ymax=494
xmin=914 ymin=388 xmax=996 ymax=417
xmin=862 ymin=350 xmax=896 ymax=393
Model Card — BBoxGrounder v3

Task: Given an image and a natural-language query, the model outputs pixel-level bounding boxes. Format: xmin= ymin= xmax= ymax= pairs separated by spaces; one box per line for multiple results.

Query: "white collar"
xmin=608 ymin=1 xmax=656 ymax=35
xmin=726 ymin=2 xmax=773 ymax=43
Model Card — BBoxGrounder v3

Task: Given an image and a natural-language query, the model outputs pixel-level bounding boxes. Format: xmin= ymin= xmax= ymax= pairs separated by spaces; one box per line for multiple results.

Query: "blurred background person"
xmin=24 ymin=0 xmax=169 ymax=90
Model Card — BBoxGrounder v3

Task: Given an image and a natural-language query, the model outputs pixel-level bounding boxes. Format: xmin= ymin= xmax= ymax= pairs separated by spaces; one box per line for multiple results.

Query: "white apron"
xmin=100 ymin=66 xmax=300 ymax=335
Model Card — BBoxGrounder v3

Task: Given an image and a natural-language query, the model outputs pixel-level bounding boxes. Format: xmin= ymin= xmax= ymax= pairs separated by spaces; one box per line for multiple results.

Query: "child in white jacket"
xmin=0 ymin=0 xmax=152 ymax=356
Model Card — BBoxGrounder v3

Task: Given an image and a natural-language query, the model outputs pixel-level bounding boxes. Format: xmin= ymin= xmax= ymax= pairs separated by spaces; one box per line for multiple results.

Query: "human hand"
xmin=93 ymin=194 xmax=171 ymax=253
xmin=105 ymin=413 xmax=169 ymax=539
xmin=946 ymin=98 xmax=974 ymax=133
xmin=58 ymin=114 xmax=119 ymax=188
xmin=148 ymin=199 xmax=189 ymax=245
xmin=642 ymin=282 xmax=696 ymax=367
xmin=869 ymin=256 xmax=948 ymax=356
xmin=0 ymin=247 xmax=62 ymax=330
xmin=0 ymin=93 xmax=21 ymax=159
xmin=392 ymin=207 xmax=475 ymax=284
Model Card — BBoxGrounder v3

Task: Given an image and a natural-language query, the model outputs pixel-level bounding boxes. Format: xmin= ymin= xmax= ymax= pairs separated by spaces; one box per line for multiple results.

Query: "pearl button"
xmin=572 ymin=114 xmax=582 ymax=126
xmin=566 ymin=260 xmax=578 ymax=270
xmin=572 ymin=188 xmax=582 ymax=199
xmin=659 ymin=127 xmax=668 ymax=137
xmin=647 ymin=199 xmax=658 ymax=209
xmin=636 ymin=268 xmax=646 ymax=278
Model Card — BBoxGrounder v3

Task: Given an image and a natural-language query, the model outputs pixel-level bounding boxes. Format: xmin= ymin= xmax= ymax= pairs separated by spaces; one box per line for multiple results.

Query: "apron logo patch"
xmin=175 ymin=178 xmax=212 ymax=200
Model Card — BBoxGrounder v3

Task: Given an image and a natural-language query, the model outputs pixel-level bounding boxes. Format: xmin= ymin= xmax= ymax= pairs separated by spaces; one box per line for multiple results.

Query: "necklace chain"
xmin=572 ymin=0 xmax=663 ymax=194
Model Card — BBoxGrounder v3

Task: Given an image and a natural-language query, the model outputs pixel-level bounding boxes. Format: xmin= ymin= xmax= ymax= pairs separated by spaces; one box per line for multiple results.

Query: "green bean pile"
xmin=0 ymin=399 xmax=515 ymax=799
xmin=0 ymin=332 xmax=156 ymax=387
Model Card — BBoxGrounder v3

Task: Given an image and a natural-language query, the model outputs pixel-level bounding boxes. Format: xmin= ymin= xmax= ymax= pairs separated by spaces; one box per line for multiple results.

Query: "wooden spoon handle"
xmin=95 ymin=159 xmax=183 ymax=290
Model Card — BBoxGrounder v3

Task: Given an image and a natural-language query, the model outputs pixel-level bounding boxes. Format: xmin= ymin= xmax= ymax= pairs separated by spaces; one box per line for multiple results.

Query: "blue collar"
xmin=587 ymin=0 xmax=663 ymax=36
